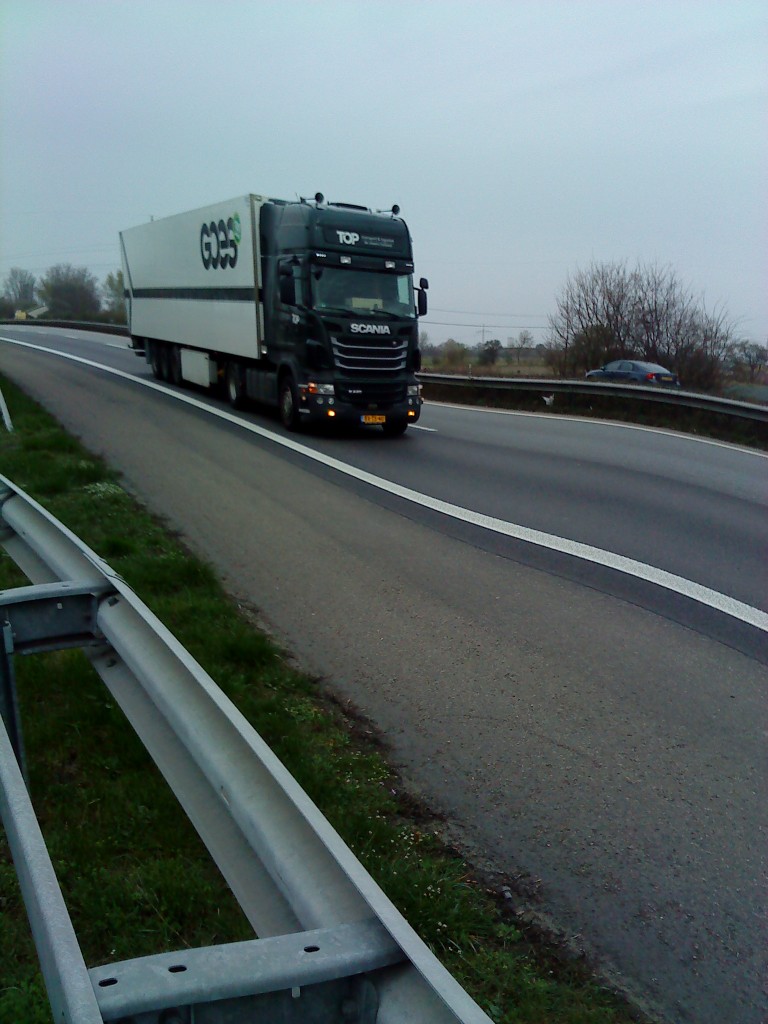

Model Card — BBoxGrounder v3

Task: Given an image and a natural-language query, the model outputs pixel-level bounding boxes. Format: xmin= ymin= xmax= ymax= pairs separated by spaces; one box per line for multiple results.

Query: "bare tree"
xmin=731 ymin=340 xmax=767 ymax=382
xmin=511 ymin=329 xmax=534 ymax=364
xmin=3 ymin=267 xmax=36 ymax=310
xmin=548 ymin=261 xmax=637 ymax=373
xmin=630 ymin=263 xmax=696 ymax=364
xmin=569 ymin=324 xmax=619 ymax=373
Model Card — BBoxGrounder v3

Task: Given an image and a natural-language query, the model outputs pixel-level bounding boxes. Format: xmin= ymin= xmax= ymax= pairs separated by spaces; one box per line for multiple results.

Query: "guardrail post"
xmin=0 ymin=711 xmax=104 ymax=1024
xmin=0 ymin=619 xmax=26 ymax=781
xmin=0 ymin=385 xmax=13 ymax=432
xmin=0 ymin=580 xmax=113 ymax=785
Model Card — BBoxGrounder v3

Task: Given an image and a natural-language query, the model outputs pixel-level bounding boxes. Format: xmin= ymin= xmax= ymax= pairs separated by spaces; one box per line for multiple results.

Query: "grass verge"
xmin=0 ymin=375 xmax=641 ymax=1024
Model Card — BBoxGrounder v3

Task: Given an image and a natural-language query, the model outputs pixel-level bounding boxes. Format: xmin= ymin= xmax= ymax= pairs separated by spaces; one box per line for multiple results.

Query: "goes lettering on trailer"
xmin=200 ymin=214 xmax=241 ymax=270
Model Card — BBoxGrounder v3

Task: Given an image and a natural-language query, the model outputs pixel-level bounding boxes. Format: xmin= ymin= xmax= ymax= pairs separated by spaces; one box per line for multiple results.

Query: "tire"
xmin=169 ymin=345 xmax=183 ymax=386
xmin=226 ymin=361 xmax=247 ymax=409
xmin=382 ymin=418 xmax=408 ymax=437
xmin=148 ymin=340 xmax=163 ymax=380
xmin=157 ymin=343 xmax=171 ymax=382
xmin=279 ymin=375 xmax=301 ymax=431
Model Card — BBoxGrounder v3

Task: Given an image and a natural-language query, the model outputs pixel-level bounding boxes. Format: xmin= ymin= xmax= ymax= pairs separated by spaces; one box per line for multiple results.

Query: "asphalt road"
xmin=1 ymin=328 xmax=766 ymax=1024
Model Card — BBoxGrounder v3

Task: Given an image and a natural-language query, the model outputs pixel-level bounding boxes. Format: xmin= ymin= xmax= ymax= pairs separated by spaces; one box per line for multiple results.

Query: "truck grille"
xmin=331 ymin=334 xmax=408 ymax=376
xmin=335 ymin=381 xmax=407 ymax=408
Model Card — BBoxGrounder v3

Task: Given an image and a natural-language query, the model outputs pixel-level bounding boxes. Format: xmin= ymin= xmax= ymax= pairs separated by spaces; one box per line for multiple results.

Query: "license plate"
xmin=361 ymin=415 xmax=386 ymax=424
xmin=660 ymin=375 xmax=672 ymax=382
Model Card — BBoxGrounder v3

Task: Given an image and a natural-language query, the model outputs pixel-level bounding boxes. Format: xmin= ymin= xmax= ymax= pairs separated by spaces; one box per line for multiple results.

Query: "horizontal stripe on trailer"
xmin=127 ymin=287 xmax=259 ymax=302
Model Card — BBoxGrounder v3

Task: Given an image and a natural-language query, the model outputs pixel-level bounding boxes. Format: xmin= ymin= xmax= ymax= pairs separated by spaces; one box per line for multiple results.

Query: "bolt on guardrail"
xmin=0 ymin=475 xmax=493 ymax=1024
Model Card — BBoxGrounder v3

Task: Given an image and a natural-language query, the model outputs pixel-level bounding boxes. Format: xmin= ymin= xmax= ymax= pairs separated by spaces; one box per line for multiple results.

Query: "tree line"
xmin=0 ymin=265 xmax=126 ymax=323
xmin=2 ymin=259 xmax=764 ymax=390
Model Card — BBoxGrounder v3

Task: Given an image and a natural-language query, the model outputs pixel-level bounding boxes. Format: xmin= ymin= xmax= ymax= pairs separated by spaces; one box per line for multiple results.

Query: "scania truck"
xmin=120 ymin=193 xmax=428 ymax=436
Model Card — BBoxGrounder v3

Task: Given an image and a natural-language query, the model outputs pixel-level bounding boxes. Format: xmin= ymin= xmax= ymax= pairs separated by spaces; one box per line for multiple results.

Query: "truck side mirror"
xmin=419 ymin=278 xmax=429 ymax=290
xmin=417 ymin=289 xmax=428 ymax=317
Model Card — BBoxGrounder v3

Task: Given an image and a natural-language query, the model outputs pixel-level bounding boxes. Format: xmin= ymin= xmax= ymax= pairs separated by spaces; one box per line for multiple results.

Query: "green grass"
xmin=0 ymin=375 xmax=640 ymax=1023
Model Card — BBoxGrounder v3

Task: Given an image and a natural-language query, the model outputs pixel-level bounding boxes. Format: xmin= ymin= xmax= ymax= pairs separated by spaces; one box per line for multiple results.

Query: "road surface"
xmin=1 ymin=327 xmax=765 ymax=1023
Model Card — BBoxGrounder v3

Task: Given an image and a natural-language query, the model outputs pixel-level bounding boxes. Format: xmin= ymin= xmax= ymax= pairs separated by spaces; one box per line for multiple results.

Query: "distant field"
xmin=422 ymin=357 xmax=555 ymax=378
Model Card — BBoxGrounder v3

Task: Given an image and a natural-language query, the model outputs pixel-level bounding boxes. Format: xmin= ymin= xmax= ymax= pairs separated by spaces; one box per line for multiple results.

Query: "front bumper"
xmin=297 ymin=383 xmax=422 ymax=426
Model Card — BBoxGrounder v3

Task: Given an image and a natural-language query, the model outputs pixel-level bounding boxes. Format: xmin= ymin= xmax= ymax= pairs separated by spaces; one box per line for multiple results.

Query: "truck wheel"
xmin=279 ymin=375 xmax=301 ymax=431
xmin=226 ymin=362 xmax=247 ymax=409
xmin=383 ymin=418 xmax=408 ymax=437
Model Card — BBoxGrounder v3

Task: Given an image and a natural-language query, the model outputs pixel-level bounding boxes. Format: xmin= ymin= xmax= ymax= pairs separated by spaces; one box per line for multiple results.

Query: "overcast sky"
xmin=1 ymin=0 xmax=765 ymax=347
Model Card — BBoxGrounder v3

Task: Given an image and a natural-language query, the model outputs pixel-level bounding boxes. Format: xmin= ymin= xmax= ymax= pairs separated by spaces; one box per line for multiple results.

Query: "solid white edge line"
xmin=429 ymin=399 xmax=768 ymax=457
xmin=2 ymin=335 xmax=766 ymax=634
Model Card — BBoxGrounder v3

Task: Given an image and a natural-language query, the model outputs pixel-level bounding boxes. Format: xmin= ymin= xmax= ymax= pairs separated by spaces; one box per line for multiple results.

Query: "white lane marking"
xmin=6 ymin=329 xmax=129 ymax=351
xmin=410 ymin=423 xmax=437 ymax=432
xmin=3 ymin=336 xmax=766 ymax=634
xmin=63 ymin=331 xmax=130 ymax=350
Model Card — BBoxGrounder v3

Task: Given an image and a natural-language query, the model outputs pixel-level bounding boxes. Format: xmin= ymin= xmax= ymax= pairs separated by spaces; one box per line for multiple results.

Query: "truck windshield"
xmin=313 ymin=268 xmax=415 ymax=318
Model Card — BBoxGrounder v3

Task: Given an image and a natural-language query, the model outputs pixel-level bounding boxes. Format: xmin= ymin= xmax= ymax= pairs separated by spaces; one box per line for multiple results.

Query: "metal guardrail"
xmin=0 ymin=318 xmax=128 ymax=336
xmin=0 ymin=474 xmax=492 ymax=1024
xmin=417 ymin=372 xmax=768 ymax=424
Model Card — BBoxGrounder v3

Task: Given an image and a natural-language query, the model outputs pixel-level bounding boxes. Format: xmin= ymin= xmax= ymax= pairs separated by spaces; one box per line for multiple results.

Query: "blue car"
xmin=586 ymin=360 xmax=681 ymax=387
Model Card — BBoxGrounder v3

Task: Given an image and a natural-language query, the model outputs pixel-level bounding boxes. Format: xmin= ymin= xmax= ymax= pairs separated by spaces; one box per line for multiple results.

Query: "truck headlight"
xmin=407 ymin=384 xmax=422 ymax=396
xmin=307 ymin=381 xmax=335 ymax=396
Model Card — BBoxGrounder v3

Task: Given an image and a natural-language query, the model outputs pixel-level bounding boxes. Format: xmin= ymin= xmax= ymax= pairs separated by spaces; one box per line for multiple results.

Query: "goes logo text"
xmin=200 ymin=213 xmax=241 ymax=269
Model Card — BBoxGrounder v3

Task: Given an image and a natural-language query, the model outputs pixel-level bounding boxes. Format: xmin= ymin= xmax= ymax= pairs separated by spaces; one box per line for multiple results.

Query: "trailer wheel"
xmin=279 ymin=375 xmax=301 ymax=431
xmin=148 ymin=341 xmax=163 ymax=380
xmin=382 ymin=418 xmax=408 ymax=437
xmin=226 ymin=362 xmax=247 ymax=409
xmin=157 ymin=343 xmax=172 ymax=382
xmin=169 ymin=345 xmax=183 ymax=386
